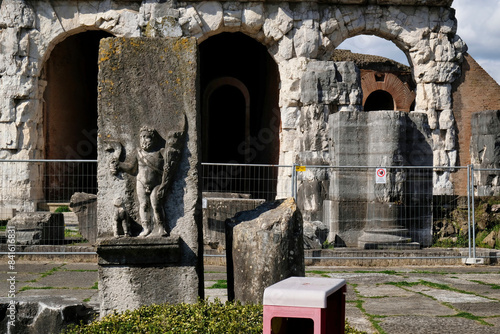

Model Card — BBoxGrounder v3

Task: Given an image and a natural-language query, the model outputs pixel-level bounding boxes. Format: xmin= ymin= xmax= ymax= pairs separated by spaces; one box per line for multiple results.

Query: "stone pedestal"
xmin=97 ymin=236 xmax=198 ymax=317
xmin=327 ymin=111 xmax=433 ymax=247
xmin=226 ymin=198 xmax=305 ymax=304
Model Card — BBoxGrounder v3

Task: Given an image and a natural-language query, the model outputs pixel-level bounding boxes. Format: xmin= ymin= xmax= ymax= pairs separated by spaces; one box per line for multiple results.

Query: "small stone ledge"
xmin=96 ymin=236 xmax=181 ymax=265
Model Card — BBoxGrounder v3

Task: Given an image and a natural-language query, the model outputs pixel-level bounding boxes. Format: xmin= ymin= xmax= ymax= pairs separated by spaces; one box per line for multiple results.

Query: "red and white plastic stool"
xmin=263 ymin=277 xmax=346 ymax=334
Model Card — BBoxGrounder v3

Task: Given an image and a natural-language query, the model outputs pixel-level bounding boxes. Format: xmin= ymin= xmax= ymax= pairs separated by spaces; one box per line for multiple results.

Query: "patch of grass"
xmin=19 ymin=286 xmax=68 ymax=292
xmin=387 ymin=280 xmax=469 ymax=294
xmin=83 ymin=298 xmax=91 ymax=303
xmin=447 ymin=312 xmax=494 ymax=326
xmin=91 ymin=282 xmax=98 ymax=290
xmin=65 ymin=229 xmax=84 ymax=239
xmin=55 ymin=205 xmax=71 ymax=213
xmin=409 ymin=270 xmax=451 ymax=275
xmin=208 ymin=280 xmax=227 ymax=289
xmin=351 ymin=298 xmax=387 ymax=334
xmin=41 ymin=264 xmax=65 ymax=278
xmin=386 ymin=281 xmax=418 ymax=288
xmin=469 ymin=280 xmax=500 ymax=290
xmin=353 ymin=270 xmax=399 ymax=275
xmin=306 ymin=270 xmax=331 ymax=275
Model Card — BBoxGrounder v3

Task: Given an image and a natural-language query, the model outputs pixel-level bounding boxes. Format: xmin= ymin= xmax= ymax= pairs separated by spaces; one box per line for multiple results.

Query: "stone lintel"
xmin=96 ymin=236 xmax=181 ymax=265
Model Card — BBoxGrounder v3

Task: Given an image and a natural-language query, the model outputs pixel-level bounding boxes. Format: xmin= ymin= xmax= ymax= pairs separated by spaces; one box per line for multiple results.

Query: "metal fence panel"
xmin=0 ymin=160 xmax=97 ymax=255
xmin=0 ymin=160 xmax=499 ymax=262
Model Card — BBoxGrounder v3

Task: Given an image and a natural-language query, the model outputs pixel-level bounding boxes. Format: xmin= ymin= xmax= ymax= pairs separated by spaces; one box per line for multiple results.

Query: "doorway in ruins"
xmin=43 ymin=30 xmax=113 ymax=202
xmin=200 ymin=32 xmax=280 ymax=199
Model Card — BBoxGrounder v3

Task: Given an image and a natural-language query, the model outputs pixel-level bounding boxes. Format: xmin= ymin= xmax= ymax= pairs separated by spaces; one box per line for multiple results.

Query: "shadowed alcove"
xmin=43 ymin=30 xmax=113 ymax=200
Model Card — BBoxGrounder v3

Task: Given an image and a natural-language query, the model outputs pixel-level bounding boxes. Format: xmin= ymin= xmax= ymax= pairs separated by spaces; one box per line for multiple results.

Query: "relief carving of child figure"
xmin=110 ymin=126 xmax=184 ymax=237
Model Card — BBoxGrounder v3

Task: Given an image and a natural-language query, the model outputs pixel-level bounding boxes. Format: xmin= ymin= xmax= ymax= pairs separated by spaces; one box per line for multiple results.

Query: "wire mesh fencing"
xmin=0 ymin=160 xmax=97 ymax=254
xmin=201 ymin=163 xmax=499 ymax=262
xmin=0 ymin=160 xmax=499 ymax=262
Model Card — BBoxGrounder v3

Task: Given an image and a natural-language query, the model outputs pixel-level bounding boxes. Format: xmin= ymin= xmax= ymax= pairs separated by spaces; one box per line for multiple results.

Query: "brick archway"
xmin=361 ymin=72 xmax=416 ymax=112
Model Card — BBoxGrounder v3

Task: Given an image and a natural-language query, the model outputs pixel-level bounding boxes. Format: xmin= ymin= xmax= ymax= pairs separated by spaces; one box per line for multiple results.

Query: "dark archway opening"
xmin=43 ymin=30 xmax=113 ymax=201
xmin=200 ymin=32 xmax=280 ymax=164
xmin=200 ymin=32 xmax=280 ymax=199
xmin=364 ymin=90 xmax=395 ymax=111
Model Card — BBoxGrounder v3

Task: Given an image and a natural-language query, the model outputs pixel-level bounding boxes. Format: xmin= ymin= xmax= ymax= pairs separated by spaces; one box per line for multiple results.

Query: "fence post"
xmin=467 ymin=165 xmax=472 ymax=259
xmin=471 ymin=164 xmax=477 ymax=259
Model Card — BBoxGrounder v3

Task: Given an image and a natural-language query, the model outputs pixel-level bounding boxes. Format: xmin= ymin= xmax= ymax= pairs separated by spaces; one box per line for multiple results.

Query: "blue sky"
xmin=337 ymin=0 xmax=500 ymax=84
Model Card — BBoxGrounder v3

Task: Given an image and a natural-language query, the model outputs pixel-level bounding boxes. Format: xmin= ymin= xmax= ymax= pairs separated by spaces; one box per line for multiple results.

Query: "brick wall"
xmin=452 ymin=53 xmax=500 ymax=195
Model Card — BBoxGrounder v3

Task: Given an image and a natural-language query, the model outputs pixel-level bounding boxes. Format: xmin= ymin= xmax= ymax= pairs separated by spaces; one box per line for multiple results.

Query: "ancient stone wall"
xmin=0 ymin=0 xmax=466 ymax=213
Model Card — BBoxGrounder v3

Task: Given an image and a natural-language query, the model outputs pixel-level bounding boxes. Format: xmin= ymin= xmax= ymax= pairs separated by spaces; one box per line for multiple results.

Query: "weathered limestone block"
xmin=69 ymin=192 xmax=97 ymax=244
xmin=242 ymin=3 xmax=265 ymax=34
xmin=433 ymin=170 xmax=453 ymax=195
xmin=300 ymin=60 xmax=361 ymax=107
xmin=226 ymin=198 xmax=305 ymax=304
xmin=470 ymin=110 xmax=500 ymax=196
xmin=0 ymin=296 xmax=96 ymax=334
xmin=223 ymin=2 xmax=242 ymax=28
xmin=293 ymin=21 xmax=320 ymax=58
xmin=7 ymin=212 xmax=64 ymax=245
xmin=179 ymin=6 xmax=203 ymax=36
xmin=0 ymin=123 xmax=18 ymax=149
xmin=144 ymin=17 xmax=180 ymax=38
xmin=263 ymin=5 xmax=293 ymax=42
xmin=0 ymin=0 xmax=35 ymax=28
xmin=196 ymin=1 xmax=223 ymax=33
xmin=277 ymin=32 xmax=294 ymax=60
xmin=281 ymin=106 xmax=299 ymax=130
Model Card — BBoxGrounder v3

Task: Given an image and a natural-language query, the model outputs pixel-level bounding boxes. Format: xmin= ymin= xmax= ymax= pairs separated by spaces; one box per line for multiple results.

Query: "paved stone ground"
xmin=1 ymin=262 xmax=500 ymax=333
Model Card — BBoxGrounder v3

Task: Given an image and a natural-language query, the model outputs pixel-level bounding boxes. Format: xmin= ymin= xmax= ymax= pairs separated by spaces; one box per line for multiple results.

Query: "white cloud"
xmin=337 ymin=0 xmax=500 ymax=84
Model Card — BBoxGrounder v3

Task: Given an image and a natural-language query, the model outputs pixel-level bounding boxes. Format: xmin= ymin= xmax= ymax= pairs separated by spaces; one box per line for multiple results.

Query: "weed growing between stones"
xmin=207 ymin=280 xmax=227 ymax=289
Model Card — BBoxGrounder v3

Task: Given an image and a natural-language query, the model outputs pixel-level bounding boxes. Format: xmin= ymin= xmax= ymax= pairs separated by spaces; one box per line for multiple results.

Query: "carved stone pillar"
xmin=97 ymin=37 xmax=202 ymax=316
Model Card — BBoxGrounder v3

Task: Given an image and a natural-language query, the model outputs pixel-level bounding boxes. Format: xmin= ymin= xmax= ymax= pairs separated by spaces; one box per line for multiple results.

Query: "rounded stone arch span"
xmin=202 ymin=77 xmax=251 ymax=161
xmin=361 ymin=72 xmax=416 ymax=112
xmin=39 ymin=26 xmax=116 ymax=72
xmin=334 ymin=32 xmax=414 ymax=70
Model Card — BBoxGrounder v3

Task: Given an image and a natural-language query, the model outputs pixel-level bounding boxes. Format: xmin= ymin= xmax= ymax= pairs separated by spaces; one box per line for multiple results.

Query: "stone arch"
xmin=199 ymin=32 xmax=280 ymax=165
xmin=361 ymin=72 xmax=416 ymax=112
xmin=41 ymin=29 xmax=113 ymax=200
